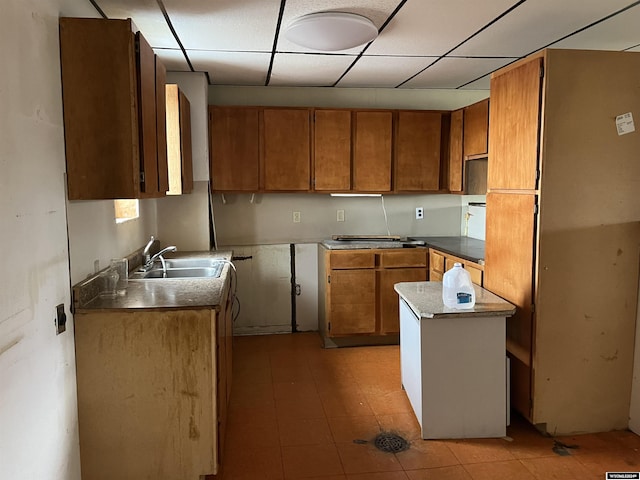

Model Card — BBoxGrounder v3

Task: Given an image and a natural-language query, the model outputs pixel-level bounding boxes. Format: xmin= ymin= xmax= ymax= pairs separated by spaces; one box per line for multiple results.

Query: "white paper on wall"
xmin=616 ymin=112 xmax=635 ymax=135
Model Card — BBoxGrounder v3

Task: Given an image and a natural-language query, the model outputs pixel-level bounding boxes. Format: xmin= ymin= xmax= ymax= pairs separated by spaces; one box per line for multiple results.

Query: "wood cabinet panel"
xmin=380 ymin=249 xmax=427 ymax=268
xmin=166 ymin=85 xmax=193 ymax=195
xmin=429 ymin=249 xmax=445 ymax=275
xmin=329 ymin=250 xmax=375 ymax=269
xmin=75 ymin=309 xmax=218 ymax=479
xmin=463 ymin=98 xmax=489 ymax=157
xmin=155 ymin=57 xmax=169 ymax=193
xmin=314 ymin=109 xmax=351 ymax=191
xmin=484 ymin=192 xmax=535 ymax=355
xmin=395 ymin=111 xmax=442 ymax=191
xmin=137 ymin=32 xmax=159 ymax=196
xmin=60 ymin=18 xmax=147 ymax=199
xmin=263 ymin=108 xmax=311 ymax=191
xmin=430 ymin=248 xmax=483 ymax=286
xmin=379 ymin=267 xmax=427 ymax=334
xmin=353 ymin=111 xmax=392 ymax=192
xmin=209 ymin=106 xmax=260 ymax=191
xmin=488 ymin=58 xmax=542 ymax=191
xmin=328 ymin=269 xmax=376 ymax=335
xmin=448 ymin=109 xmax=464 ymax=193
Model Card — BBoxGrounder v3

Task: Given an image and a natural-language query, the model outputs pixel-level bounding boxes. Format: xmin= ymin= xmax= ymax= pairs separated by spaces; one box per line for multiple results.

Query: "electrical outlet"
xmin=293 ymin=211 xmax=301 ymax=223
xmin=416 ymin=207 xmax=424 ymax=220
xmin=337 ymin=209 xmax=345 ymax=222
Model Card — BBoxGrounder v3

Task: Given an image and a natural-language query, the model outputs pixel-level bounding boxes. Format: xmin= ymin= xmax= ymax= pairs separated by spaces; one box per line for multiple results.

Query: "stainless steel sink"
xmin=130 ymin=261 xmax=225 ymax=280
xmin=163 ymin=258 xmax=225 ymax=269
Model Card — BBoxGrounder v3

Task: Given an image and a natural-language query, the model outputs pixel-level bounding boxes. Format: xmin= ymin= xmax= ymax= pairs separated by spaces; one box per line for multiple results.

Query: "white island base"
xmin=395 ymin=282 xmax=515 ymax=440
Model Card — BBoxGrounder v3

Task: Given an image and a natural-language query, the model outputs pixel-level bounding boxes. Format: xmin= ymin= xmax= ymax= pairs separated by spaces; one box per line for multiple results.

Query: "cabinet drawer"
xmin=429 ymin=249 xmax=445 ymax=274
xmin=466 ymin=264 xmax=483 ymax=286
xmin=329 ymin=251 xmax=375 ymax=269
xmin=429 ymin=270 xmax=443 ymax=282
xmin=379 ymin=249 xmax=427 ymax=268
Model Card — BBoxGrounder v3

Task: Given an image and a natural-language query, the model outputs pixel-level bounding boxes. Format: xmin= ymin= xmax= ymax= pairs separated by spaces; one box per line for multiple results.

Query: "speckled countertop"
xmin=320 ymin=236 xmax=485 ymax=264
xmin=73 ymin=251 xmax=233 ymax=313
xmin=394 ymin=281 xmax=515 ymax=319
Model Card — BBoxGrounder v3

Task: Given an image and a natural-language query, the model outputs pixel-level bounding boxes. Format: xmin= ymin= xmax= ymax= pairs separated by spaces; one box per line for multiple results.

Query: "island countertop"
xmin=73 ymin=251 xmax=233 ymax=313
xmin=394 ymin=281 xmax=515 ymax=319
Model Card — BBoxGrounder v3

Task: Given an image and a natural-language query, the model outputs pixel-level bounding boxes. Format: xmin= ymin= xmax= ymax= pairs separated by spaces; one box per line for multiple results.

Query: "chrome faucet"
xmin=143 ymin=236 xmax=156 ymax=266
xmin=146 ymin=245 xmax=177 ymax=273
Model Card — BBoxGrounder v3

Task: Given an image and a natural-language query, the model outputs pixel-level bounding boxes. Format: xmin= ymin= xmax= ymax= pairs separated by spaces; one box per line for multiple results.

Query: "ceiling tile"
xmin=161 ymin=0 xmax=280 ymax=51
xmin=155 ymin=49 xmax=191 ymax=72
xmin=96 ymin=0 xmax=179 ymax=49
xmin=628 ymin=45 xmax=640 ymax=52
xmin=269 ymin=53 xmax=357 ymax=87
xmin=400 ymin=57 xmax=517 ymax=89
xmin=336 ymin=56 xmax=435 ymax=88
xmin=451 ymin=0 xmax=636 ymax=57
xmin=459 ymin=74 xmax=492 ymax=90
xmin=548 ymin=4 xmax=640 ymax=51
xmin=366 ymin=0 xmax=516 ymax=56
xmin=188 ymin=50 xmax=271 ymax=86
xmin=277 ymin=0 xmax=399 ymax=53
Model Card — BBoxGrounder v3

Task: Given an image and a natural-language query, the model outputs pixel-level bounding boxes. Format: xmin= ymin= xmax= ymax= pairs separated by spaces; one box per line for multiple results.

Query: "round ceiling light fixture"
xmin=284 ymin=12 xmax=378 ymax=52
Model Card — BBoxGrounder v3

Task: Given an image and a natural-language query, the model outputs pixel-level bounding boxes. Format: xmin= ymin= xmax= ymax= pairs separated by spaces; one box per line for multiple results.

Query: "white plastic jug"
xmin=442 ymin=262 xmax=476 ymax=309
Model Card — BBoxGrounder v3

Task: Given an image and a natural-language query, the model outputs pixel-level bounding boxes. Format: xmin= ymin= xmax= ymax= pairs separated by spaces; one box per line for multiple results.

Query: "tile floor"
xmin=221 ymin=332 xmax=640 ymax=479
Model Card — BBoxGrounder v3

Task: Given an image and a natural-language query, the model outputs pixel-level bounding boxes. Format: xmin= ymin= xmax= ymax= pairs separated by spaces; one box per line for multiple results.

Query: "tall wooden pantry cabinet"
xmin=485 ymin=49 xmax=640 ymax=435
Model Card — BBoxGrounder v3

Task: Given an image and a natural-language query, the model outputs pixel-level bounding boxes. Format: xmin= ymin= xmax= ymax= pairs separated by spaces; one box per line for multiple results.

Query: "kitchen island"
xmin=395 ymin=281 xmax=514 ymax=439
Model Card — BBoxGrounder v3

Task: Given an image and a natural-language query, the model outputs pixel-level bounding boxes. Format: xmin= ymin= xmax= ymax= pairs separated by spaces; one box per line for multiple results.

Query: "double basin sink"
xmin=129 ymin=257 xmax=226 ymax=280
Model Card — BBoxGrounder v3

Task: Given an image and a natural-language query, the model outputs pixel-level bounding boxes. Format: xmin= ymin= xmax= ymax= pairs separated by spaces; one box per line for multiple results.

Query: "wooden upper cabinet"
xmin=314 ymin=109 xmax=352 ymax=192
xmin=60 ymin=18 xmax=168 ymax=199
xmin=353 ymin=111 xmax=392 ymax=192
xmin=488 ymin=58 xmax=543 ymax=191
xmin=448 ymin=109 xmax=464 ymax=192
xmin=263 ymin=108 xmax=311 ymax=191
xmin=166 ymin=85 xmax=193 ymax=195
xmin=209 ymin=106 xmax=260 ymax=191
xmin=463 ymin=98 xmax=489 ymax=158
xmin=395 ymin=111 xmax=442 ymax=192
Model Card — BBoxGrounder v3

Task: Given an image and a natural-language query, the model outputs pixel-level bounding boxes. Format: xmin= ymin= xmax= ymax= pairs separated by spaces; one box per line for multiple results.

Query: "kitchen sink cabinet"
xmin=263 ymin=108 xmax=311 ymax=191
xmin=394 ymin=111 xmax=443 ymax=192
xmin=485 ymin=49 xmax=640 ymax=434
xmin=428 ymin=248 xmax=483 ymax=286
xmin=353 ymin=111 xmax=393 ymax=192
xmin=209 ymin=106 xmax=260 ymax=191
xmin=75 ymin=309 xmax=219 ymax=479
xmin=319 ymin=247 xmax=427 ymax=345
xmin=59 ymin=18 xmax=168 ymax=200
xmin=313 ymin=109 xmax=352 ymax=192
xmin=166 ymin=84 xmax=193 ymax=195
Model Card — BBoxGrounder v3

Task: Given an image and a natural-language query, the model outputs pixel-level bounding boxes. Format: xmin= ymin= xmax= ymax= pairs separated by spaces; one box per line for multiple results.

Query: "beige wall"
xmin=1 ymin=1 xmax=100 ymax=479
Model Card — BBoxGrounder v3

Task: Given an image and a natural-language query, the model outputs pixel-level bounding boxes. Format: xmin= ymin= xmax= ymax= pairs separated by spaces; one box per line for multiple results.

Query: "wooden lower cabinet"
xmin=429 ymin=248 xmax=483 ymax=286
xmin=319 ymin=247 xmax=427 ymax=344
xmin=74 ymin=305 xmax=231 ymax=480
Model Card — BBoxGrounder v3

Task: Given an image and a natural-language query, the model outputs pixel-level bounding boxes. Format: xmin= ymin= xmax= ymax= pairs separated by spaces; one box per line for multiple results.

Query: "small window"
xmin=114 ymin=199 xmax=139 ymax=224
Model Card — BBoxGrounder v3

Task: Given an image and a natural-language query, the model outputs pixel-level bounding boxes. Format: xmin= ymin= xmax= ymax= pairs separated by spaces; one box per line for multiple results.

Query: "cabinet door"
xmin=379 ymin=267 xmax=427 ymax=334
xmin=463 ymin=98 xmax=489 ymax=158
xmin=137 ymin=32 xmax=161 ymax=197
xmin=353 ymin=111 xmax=392 ymax=192
xmin=448 ymin=109 xmax=464 ymax=193
xmin=484 ymin=192 xmax=536 ymax=419
xmin=395 ymin=111 xmax=442 ymax=191
xmin=263 ymin=108 xmax=311 ymax=191
xmin=327 ymin=269 xmax=376 ymax=336
xmin=166 ymin=85 xmax=193 ymax=195
xmin=488 ymin=58 xmax=543 ymax=190
xmin=209 ymin=107 xmax=260 ymax=191
xmin=155 ymin=57 xmax=169 ymax=193
xmin=314 ymin=109 xmax=351 ymax=191
xmin=60 ymin=18 xmax=140 ymax=199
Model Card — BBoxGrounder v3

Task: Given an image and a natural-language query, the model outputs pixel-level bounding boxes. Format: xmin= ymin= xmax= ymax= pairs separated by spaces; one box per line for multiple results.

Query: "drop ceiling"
xmin=87 ymin=0 xmax=640 ymax=90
